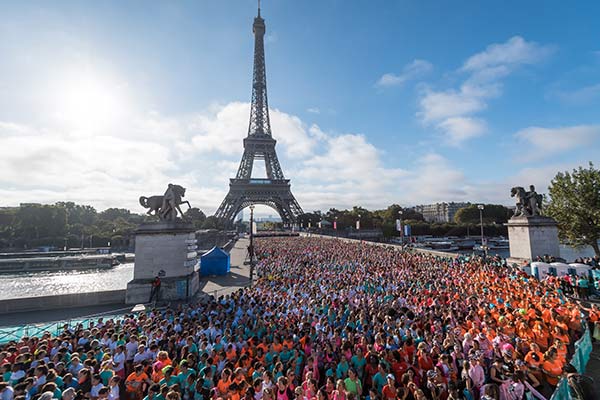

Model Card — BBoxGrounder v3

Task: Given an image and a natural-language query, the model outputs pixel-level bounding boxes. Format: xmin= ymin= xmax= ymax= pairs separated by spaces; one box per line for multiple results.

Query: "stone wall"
xmin=0 ymin=290 xmax=125 ymax=315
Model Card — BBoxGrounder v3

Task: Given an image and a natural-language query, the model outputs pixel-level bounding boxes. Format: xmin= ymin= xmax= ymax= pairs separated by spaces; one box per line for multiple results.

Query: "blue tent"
xmin=200 ymin=246 xmax=230 ymax=276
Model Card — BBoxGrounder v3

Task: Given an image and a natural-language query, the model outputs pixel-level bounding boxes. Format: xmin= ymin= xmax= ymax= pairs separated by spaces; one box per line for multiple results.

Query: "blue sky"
xmin=1 ymin=0 xmax=599 ymax=216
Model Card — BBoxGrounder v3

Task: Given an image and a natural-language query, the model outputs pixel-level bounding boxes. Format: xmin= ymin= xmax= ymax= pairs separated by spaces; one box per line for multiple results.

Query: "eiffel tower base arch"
xmin=215 ymin=179 xmax=303 ymax=226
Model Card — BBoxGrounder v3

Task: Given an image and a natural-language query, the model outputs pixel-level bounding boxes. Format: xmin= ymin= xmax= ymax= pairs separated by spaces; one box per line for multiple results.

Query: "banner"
xmin=356 ymin=220 xmax=360 ymax=230
xmin=395 ymin=219 xmax=402 ymax=231
xmin=252 ymin=221 xmax=257 ymax=234
xmin=333 ymin=221 xmax=337 ymax=230
xmin=404 ymin=224 xmax=411 ymax=236
xmin=318 ymin=221 xmax=322 ymax=228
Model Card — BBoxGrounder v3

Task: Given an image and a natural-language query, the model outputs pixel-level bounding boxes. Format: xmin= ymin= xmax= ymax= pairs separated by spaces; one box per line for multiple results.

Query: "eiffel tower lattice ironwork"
xmin=214 ymin=5 xmax=303 ymax=225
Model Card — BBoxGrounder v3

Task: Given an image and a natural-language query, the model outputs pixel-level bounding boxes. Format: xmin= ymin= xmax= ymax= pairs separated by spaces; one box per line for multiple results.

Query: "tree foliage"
xmin=546 ymin=162 xmax=600 ymax=256
xmin=454 ymin=204 xmax=512 ymax=224
xmin=0 ymin=202 xmax=208 ymax=250
xmin=184 ymin=207 xmax=207 ymax=230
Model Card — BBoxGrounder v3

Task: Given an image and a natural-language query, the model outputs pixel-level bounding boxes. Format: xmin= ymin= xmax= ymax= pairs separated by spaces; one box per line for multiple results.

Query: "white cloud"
xmin=437 ymin=117 xmax=487 ymax=145
xmin=515 ymin=125 xmax=600 ymax=155
xmin=1 ymin=98 xmax=592 ymax=217
xmin=299 ymin=133 xmax=407 ymax=184
xmin=270 ymin=108 xmax=317 ymax=158
xmin=376 ymin=59 xmax=433 ymax=88
xmin=555 ymin=83 xmax=600 ymax=104
xmin=188 ymin=102 xmax=316 ymax=159
xmin=419 ymin=89 xmax=487 ymax=122
xmin=462 ymin=36 xmax=554 ymax=72
xmin=307 ymin=107 xmax=320 ymax=114
xmin=400 ymin=153 xmax=468 ymax=202
xmin=419 ymin=36 xmax=553 ymax=146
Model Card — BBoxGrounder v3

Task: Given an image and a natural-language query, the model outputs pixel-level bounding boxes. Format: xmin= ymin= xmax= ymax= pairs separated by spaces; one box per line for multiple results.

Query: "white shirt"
xmin=91 ymin=383 xmax=104 ymax=398
xmin=126 ymin=342 xmax=139 ymax=361
xmin=108 ymin=386 xmax=119 ymax=400
xmin=113 ymin=352 xmax=125 ymax=372
xmin=133 ymin=352 xmax=147 ymax=364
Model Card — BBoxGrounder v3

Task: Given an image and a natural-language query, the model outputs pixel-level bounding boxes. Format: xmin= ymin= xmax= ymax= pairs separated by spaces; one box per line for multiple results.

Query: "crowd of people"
xmin=1 ymin=237 xmax=598 ymax=400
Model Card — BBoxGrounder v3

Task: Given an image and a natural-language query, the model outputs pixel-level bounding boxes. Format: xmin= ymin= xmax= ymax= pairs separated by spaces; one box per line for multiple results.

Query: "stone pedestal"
xmin=506 ymin=216 xmax=560 ymax=263
xmin=126 ymin=222 xmax=199 ymax=304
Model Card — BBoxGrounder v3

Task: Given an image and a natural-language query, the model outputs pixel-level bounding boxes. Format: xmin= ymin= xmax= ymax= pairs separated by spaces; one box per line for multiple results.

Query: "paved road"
xmin=197 ymin=238 xmax=251 ymax=298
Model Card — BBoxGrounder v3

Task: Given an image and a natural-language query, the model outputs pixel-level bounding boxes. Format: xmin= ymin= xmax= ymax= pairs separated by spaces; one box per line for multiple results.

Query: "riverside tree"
xmin=547 ymin=162 xmax=600 ymax=257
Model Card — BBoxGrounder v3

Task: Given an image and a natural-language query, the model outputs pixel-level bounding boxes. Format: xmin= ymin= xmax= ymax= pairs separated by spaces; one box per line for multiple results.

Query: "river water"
xmin=0 ymin=262 xmax=134 ymax=300
xmin=465 ymin=244 xmax=598 ymax=261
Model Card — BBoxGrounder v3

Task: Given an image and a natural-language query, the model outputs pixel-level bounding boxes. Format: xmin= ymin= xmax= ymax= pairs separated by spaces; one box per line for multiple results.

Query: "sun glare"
xmin=51 ymin=70 xmax=128 ymax=131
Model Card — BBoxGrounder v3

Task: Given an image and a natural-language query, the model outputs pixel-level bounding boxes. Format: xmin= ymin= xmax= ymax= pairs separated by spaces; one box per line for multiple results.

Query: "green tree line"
xmin=0 ymin=202 xmax=211 ymax=250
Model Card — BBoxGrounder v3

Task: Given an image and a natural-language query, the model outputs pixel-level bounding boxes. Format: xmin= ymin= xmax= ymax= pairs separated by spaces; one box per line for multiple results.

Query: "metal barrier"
xmin=549 ymin=323 xmax=593 ymax=400
xmin=0 ymin=306 xmax=133 ymax=344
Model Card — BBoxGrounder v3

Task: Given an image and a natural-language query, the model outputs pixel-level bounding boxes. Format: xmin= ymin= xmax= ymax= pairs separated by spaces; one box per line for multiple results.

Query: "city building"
xmin=412 ymin=202 xmax=470 ymax=223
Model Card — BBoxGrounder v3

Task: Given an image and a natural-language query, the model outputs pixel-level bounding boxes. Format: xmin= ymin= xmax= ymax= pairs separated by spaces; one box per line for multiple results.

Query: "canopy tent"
xmin=200 ymin=246 xmax=230 ymax=276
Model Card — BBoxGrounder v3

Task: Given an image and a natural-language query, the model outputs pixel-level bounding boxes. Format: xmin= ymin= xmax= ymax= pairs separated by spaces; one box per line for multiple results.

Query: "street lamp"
xmin=398 ymin=210 xmax=404 ymax=249
xmin=249 ymin=205 xmax=255 ymax=282
xmin=477 ymin=204 xmax=485 ymax=256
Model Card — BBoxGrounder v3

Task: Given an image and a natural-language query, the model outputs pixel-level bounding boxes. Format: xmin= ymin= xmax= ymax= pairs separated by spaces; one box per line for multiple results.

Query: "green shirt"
xmin=159 ymin=376 xmax=180 ymax=387
xmin=344 ymin=377 xmax=361 ymax=395
xmin=100 ymin=370 xmax=114 ymax=386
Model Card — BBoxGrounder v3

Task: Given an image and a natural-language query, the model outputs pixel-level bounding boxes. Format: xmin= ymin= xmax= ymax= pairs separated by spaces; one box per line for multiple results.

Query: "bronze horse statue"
xmin=139 ymin=184 xmax=191 ymax=221
xmin=510 ymin=186 xmax=542 ymax=217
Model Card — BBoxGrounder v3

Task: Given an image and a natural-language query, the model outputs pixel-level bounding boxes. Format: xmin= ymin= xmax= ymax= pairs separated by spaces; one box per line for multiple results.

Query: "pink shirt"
xmin=469 ymin=365 xmax=485 ymax=388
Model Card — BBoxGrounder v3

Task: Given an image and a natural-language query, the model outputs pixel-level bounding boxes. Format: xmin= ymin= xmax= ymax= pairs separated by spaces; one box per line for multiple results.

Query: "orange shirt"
xmin=226 ymin=348 xmax=237 ymax=361
xmin=525 ymin=351 xmax=543 ymax=369
xmin=542 ymin=359 xmax=563 ymax=386
xmin=533 ymin=329 xmax=549 ymax=350
xmin=126 ymin=372 xmax=149 ymax=392
xmin=217 ymin=378 xmax=231 ymax=395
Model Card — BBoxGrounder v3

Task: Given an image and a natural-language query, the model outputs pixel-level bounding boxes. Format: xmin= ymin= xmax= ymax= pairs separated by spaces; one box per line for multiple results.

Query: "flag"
xmin=333 ymin=221 xmax=337 ymax=230
xmin=356 ymin=220 xmax=360 ymax=230
xmin=395 ymin=219 xmax=402 ymax=232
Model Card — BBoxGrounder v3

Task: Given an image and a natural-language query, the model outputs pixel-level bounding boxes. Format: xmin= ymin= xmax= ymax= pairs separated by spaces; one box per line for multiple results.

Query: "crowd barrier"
xmin=0 ymin=307 xmax=132 ymax=344
xmin=549 ymin=323 xmax=593 ymax=400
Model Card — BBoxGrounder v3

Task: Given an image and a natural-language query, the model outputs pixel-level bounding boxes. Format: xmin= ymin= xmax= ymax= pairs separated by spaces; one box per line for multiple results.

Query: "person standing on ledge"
xmin=149 ymin=275 xmax=161 ymax=303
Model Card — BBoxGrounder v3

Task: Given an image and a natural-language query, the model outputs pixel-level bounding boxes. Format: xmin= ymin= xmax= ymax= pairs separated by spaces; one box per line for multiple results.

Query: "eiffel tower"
xmin=214 ymin=4 xmax=303 ymax=225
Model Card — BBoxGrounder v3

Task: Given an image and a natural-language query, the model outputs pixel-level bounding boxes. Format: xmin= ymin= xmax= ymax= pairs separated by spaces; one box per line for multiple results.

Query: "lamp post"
xmin=249 ymin=205 xmax=255 ymax=282
xmin=398 ymin=210 xmax=404 ymax=250
xmin=477 ymin=204 xmax=485 ymax=256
